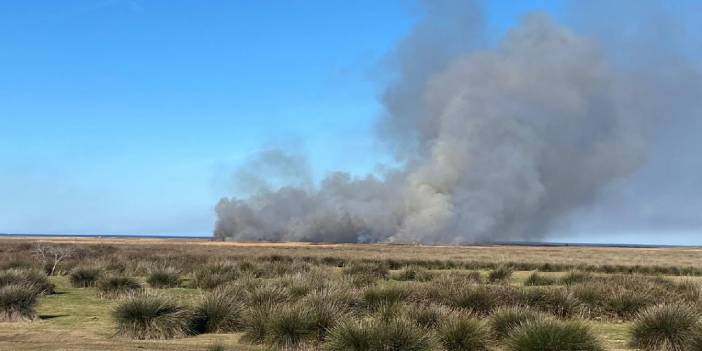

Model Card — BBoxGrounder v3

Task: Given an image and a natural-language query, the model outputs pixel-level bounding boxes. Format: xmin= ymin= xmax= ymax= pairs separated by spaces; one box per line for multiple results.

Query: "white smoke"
xmin=214 ymin=1 xmax=699 ymax=243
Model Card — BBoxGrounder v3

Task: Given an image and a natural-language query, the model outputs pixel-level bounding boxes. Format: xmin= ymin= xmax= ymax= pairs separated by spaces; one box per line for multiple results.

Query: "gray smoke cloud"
xmin=214 ymin=1 xmax=701 ymax=243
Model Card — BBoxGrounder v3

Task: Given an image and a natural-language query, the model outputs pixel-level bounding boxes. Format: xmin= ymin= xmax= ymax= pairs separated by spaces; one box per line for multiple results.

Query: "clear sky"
xmin=3 ymin=1 xmax=699 ymax=244
xmin=0 ymin=1 xmax=563 ymax=236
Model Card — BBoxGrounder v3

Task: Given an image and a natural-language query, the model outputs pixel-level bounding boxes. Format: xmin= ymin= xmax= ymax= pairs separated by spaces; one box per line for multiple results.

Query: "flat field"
xmin=0 ymin=237 xmax=701 ymax=351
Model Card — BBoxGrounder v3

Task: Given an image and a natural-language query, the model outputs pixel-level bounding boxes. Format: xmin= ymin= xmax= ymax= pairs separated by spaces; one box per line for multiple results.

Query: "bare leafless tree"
xmin=33 ymin=244 xmax=75 ymax=276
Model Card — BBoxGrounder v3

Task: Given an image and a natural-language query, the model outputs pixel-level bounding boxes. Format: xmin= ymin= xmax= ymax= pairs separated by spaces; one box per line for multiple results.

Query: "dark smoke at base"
xmin=215 ymin=1 xmax=701 ymax=244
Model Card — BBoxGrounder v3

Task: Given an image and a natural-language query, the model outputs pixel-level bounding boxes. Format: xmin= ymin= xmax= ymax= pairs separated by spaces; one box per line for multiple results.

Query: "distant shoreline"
xmin=0 ymin=233 xmax=213 ymax=240
xmin=0 ymin=232 xmax=699 ymax=249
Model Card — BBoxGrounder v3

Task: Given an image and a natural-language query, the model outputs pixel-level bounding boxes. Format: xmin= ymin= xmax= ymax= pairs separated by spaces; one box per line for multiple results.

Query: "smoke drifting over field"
xmin=215 ymin=1 xmax=701 ymax=243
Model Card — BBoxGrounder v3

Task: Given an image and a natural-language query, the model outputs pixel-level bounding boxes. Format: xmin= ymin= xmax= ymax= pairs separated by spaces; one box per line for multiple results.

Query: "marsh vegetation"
xmin=0 ymin=238 xmax=701 ymax=350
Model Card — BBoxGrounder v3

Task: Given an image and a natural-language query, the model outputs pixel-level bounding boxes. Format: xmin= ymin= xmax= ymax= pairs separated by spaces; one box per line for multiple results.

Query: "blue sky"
xmin=1 ymin=1 xmax=569 ymax=236
xmin=11 ymin=1 xmax=697 ymax=245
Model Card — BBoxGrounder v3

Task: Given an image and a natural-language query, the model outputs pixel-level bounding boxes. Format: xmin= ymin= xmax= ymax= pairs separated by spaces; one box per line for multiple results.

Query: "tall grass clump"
xmin=518 ymin=288 xmax=580 ymax=318
xmin=113 ymin=294 xmax=192 ymax=339
xmin=444 ymin=285 xmax=497 ymax=315
xmin=606 ymin=289 xmax=654 ymax=319
xmin=687 ymin=323 xmax=702 ymax=351
xmin=301 ymin=293 xmax=351 ymax=341
xmin=505 ymin=319 xmax=604 ymax=351
xmin=343 ymin=262 xmax=389 ymax=287
xmin=560 ymin=271 xmax=592 ymax=285
xmin=490 ymin=307 xmax=546 ymax=340
xmin=362 ymin=284 xmax=410 ymax=311
xmin=69 ymin=266 xmax=103 ymax=288
xmin=265 ymin=304 xmax=316 ymax=348
xmin=325 ymin=317 xmax=433 ymax=351
xmin=191 ymin=286 xmax=244 ymax=334
xmin=0 ymin=284 xmax=39 ymax=322
xmin=206 ymin=344 xmax=226 ymax=351
xmin=324 ymin=319 xmax=372 ymax=351
xmin=241 ymin=303 xmax=276 ymax=344
xmin=96 ymin=276 xmax=142 ymax=298
xmin=0 ymin=269 xmax=55 ymax=295
xmin=391 ymin=265 xmax=433 ymax=282
xmin=629 ymin=304 xmax=700 ymax=351
xmin=436 ymin=314 xmax=491 ymax=351
xmin=405 ymin=304 xmax=452 ymax=329
xmin=524 ymin=272 xmax=556 ymax=286
xmin=488 ymin=265 xmax=513 ymax=283
xmin=1 ymin=260 xmax=34 ymax=270
xmin=147 ymin=267 xmax=180 ymax=288
xmin=192 ymin=263 xmax=240 ymax=290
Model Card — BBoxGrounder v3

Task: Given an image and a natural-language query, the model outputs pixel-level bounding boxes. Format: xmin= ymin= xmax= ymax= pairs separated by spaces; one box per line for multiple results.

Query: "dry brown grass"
xmin=2 ymin=237 xmax=700 ymax=270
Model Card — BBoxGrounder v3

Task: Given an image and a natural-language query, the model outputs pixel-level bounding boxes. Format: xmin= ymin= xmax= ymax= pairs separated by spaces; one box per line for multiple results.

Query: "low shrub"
xmin=96 ymin=276 xmax=142 ymax=298
xmin=0 ymin=284 xmax=39 ymax=322
xmin=69 ymin=266 xmax=103 ymax=288
xmin=488 ymin=265 xmax=513 ymax=283
xmin=629 ymin=304 xmax=700 ymax=351
xmin=437 ymin=314 xmax=491 ymax=351
xmin=191 ymin=286 xmax=244 ymax=334
xmin=112 ymin=294 xmax=193 ymax=339
xmin=490 ymin=306 xmax=545 ymax=339
xmin=147 ymin=268 xmax=180 ymax=288
xmin=505 ymin=319 xmax=604 ymax=351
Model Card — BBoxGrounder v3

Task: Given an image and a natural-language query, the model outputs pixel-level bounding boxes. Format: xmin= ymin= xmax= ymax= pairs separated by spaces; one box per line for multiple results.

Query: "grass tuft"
xmin=490 ymin=306 xmax=545 ymax=340
xmin=191 ymin=262 xmax=240 ymax=290
xmin=191 ymin=285 xmax=244 ymax=334
xmin=444 ymin=285 xmax=497 ymax=315
xmin=505 ymin=318 xmax=604 ymax=351
xmin=146 ymin=267 xmax=180 ymax=288
xmin=69 ymin=266 xmax=103 ymax=288
xmin=362 ymin=284 xmax=410 ymax=311
xmin=265 ymin=304 xmax=315 ymax=348
xmin=96 ymin=276 xmax=142 ymax=298
xmin=488 ymin=265 xmax=513 ymax=283
xmin=324 ymin=319 xmax=373 ymax=351
xmin=0 ymin=284 xmax=39 ymax=322
xmin=343 ymin=262 xmax=389 ymax=287
xmin=524 ymin=272 xmax=556 ymax=286
xmin=325 ymin=317 xmax=433 ymax=351
xmin=112 ymin=293 xmax=193 ymax=340
xmin=629 ymin=304 xmax=700 ymax=351
xmin=391 ymin=265 xmax=433 ymax=282
xmin=0 ymin=268 xmax=55 ymax=295
xmin=436 ymin=313 xmax=491 ymax=351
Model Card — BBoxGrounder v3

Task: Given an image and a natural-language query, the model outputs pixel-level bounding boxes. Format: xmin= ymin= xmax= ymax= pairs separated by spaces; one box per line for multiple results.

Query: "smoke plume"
xmin=215 ymin=1 xmax=700 ymax=243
